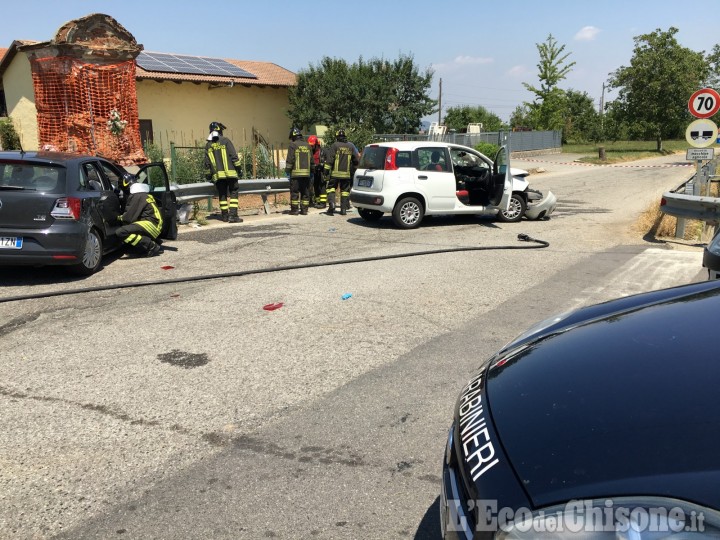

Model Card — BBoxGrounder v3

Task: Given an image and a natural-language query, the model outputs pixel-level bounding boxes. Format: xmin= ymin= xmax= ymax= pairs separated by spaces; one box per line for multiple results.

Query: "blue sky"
xmin=3 ymin=1 xmax=718 ymax=123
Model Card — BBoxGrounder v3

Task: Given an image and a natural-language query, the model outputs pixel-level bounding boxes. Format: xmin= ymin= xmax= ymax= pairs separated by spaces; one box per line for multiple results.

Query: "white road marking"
xmin=568 ymin=248 xmax=705 ymax=310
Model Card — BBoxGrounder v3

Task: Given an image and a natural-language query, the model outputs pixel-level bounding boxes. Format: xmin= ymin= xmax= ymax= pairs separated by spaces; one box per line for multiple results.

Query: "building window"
xmin=139 ymin=119 xmax=154 ymax=147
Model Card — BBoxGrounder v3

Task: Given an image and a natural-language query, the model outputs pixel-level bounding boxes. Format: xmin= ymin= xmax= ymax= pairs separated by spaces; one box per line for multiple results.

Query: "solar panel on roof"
xmin=136 ymin=52 xmax=257 ymax=79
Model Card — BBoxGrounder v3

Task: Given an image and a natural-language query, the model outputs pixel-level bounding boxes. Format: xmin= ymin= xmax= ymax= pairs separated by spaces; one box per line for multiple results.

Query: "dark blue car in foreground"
xmin=441 ymin=279 xmax=720 ymax=539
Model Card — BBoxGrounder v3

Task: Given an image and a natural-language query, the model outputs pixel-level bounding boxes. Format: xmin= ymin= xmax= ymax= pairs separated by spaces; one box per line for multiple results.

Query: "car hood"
xmin=484 ymin=284 xmax=720 ymax=510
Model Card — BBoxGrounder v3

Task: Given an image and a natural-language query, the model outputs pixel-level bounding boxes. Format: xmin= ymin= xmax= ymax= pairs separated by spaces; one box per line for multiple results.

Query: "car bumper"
xmin=349 ymin=190 xmax=386 ymax=209
xmin=0 ymin=223 xmax=90 ymax=266
xmin=440 ymin=426 xmax=475 ymax=540
xmin=525 ymin=190 xmax=557 ymax=220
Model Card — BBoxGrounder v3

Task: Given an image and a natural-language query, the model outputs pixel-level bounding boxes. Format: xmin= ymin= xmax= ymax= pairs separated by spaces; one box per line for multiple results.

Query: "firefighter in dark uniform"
xmin=285 ymin=127 xmax=312 ymax=215
xmin=116 ymin=181 xmax=163 ymax=257
xmin=308 ymin=135 xmax=327 ymax=209
xmin=204 ymin=121 xmax=243 ymax=223
xmin=323 ymin=128 xmax=359 ymax=215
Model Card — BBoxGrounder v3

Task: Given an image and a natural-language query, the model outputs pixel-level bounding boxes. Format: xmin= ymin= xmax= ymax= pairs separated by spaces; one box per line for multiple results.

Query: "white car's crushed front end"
xmin=525 ymin=190 xmax=557 ymax=220
xmin=512 ymin=175 xmax=557 ymax=220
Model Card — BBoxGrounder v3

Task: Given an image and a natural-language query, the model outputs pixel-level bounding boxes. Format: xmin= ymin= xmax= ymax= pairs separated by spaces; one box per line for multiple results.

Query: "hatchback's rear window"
xmin=358 ymin=147 xmax=414 ymax=169
xmin=358 ymin=146 xmax=387 ymax=169
xmin=0 ymin=162 xmax=65 ymax=193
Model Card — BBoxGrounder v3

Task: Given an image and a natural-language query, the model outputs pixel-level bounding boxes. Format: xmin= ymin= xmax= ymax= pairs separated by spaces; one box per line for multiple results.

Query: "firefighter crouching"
xmin=204 ymin=121 xmax=243 ymax=223
xmin=116 ymin=181 xmax=163 ymax=257
xmin=324 ymin=128 xmax=359 ymax=216
xmin=285 ymin=127 xmax=312 ymax=215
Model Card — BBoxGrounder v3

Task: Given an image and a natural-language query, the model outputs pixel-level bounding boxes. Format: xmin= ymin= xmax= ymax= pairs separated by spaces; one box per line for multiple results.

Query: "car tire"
xmin=358 ymin=208 xmax=383 ymax=222
xmin=69 ymin=228 xmax=103 ymax=276
xmin=392 ymin=196 xmax=424 ymax=229
xmin=497 ymin=193 xmax=526 ymax=223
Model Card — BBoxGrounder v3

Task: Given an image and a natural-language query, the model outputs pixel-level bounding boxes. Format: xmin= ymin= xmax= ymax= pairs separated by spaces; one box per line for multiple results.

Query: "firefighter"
xmin=116 ymin=181 xmax=163 ymax=257
xmin=204 ymin=121 xmax=243 ymax=223
xmin=285 ymin=127 xmax=312 ymax=215
xmin=308 ymin=135 xmax=327 ymax=209
xmin=323 ymin=128 xmax=359 ymax=216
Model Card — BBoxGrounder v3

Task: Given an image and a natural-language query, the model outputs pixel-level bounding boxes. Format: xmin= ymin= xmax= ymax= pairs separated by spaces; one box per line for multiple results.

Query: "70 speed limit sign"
xmin=689 ymin=88 xmax=720 ymax=119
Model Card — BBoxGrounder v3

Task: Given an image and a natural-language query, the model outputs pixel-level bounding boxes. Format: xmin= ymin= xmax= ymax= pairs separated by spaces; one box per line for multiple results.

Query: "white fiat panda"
xmin=349 ymin=141 xmax=556 ymax=229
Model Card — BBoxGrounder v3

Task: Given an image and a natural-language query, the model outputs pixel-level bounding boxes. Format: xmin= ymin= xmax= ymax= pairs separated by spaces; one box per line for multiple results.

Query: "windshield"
xmin=0 ymin=162 xmax=65 ymax=193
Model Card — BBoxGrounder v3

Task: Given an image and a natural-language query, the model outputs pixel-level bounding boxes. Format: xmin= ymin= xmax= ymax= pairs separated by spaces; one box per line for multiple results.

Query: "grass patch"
xmin=633 ymin=200 xmax=702 ymax=239
xmin=563 ymin=140 xmax=699 ymax=164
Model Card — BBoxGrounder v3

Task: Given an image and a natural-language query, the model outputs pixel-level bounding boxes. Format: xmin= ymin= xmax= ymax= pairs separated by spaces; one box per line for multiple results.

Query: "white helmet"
xmin=129 ymin=182 xmax=151 ymax=194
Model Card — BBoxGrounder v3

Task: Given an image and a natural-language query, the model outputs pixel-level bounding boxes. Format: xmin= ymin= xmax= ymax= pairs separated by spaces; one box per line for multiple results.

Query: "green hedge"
xmin=0 ymin=118 xmax=21 ymax=150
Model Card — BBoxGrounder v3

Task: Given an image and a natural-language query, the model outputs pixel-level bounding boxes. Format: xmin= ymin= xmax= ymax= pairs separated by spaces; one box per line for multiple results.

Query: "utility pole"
xmin=438 ymin=78 xmax=442 ymax=125
xmin=599 ymin=82 xmax=605 ymax=130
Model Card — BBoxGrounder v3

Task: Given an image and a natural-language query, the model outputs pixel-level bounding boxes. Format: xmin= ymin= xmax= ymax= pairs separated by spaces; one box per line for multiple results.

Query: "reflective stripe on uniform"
xmin=332 ymin=147 xmax=353 ymax=179
xmin=207 ymin=143 xmax=239 ymax=182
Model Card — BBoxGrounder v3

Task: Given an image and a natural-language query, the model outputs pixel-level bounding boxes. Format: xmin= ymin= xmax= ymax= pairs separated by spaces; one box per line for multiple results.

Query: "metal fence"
xmin=168 ymin=142 xmax=282 ymax=184
xmin=168 ymin=142 xmax=288 ymax=216
xmin=371 ymin=130 xmax=562 ymax=154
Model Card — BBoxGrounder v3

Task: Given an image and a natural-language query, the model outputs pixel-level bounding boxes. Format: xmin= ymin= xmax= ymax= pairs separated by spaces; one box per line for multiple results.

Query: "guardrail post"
xmin=170 ymin=142 xmax=177 ymax=184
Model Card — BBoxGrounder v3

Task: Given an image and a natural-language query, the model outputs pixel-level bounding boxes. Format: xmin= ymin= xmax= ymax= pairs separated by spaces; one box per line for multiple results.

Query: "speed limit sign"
xmin=688 ymin=88 xmax=720 ymax=119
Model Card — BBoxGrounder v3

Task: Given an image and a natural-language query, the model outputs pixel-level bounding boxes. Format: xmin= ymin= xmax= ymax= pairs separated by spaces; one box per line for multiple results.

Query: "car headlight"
xmin=494 ymin=497 xmax=720 ymax=539
xmin=707 ymin=234 xmax=720 ymax=257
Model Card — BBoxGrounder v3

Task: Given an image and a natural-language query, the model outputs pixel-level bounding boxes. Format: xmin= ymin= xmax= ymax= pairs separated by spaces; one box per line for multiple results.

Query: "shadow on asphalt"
xmin=415 ymin=496 xmax=442 ymax=539
xmin=347 ymin=214 xmax=501 ymax=230
xmin=0 ymin=249 xmax=123 ymax=286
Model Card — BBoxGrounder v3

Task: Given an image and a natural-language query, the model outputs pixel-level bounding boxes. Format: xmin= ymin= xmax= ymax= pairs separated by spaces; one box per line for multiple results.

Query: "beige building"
xmin=0 ymin=13 xmax=296 ymax=161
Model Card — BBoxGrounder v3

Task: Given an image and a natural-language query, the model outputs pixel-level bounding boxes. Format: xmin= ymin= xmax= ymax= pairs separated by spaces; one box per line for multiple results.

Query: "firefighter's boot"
xmin=221 ymin=210 xmax=229 ymax=222
xmin=340 ymin=196 xmax=348 ymax=216
xmin=228 ymin=209 xmax=243 ymax=223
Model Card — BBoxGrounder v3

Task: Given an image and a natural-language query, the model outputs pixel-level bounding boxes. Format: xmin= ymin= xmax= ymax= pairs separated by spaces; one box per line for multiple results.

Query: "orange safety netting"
xmin=30 ymin=56 xmax=146 ymax=165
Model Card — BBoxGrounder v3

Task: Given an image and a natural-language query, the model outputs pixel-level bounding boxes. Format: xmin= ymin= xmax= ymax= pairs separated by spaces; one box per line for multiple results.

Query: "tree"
xmin=509 ymin=105 xmax=533 ymax=130
xmin=288 ymin=54 xmax=435 ymax=146
xmin=523 ymin=34 xmax=576 ymax=131
xmin=563 ymin=89 xmax=601 ymax=143
xmin=705 ymin=44 xmax=720 ymax=90
xmin=443 ymin=105 xmax=503 ymax=132
xmin=607 ymin=27 xmax=709 ymax=151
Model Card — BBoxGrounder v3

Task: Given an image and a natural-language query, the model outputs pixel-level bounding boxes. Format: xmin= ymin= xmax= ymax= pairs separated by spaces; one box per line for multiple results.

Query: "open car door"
xmin=135 ymin=162 xmax=178 ymax=240
xmin=490 ymin=145 xmax=513 ymax=211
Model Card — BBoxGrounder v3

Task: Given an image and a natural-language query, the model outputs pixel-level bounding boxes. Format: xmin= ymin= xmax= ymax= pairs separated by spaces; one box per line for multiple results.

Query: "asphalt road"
xmin=0 ymin=152 xmax=706 ymax=539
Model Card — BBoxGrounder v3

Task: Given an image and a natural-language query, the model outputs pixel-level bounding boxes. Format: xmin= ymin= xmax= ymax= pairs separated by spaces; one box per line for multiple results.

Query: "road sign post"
xmin=678 ymin=89 xmax=719 ymax=239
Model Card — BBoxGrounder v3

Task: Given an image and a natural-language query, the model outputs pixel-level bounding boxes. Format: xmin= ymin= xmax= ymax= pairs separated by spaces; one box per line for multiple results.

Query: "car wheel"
xmin=358 ymin=208 xmax=383 ymax=222
xmin=69 ymin=228 xmax=103 ymax=276
xmin=392 ymin=196 xmax=424 ymax=229
xmin=497 ymin=193 xmax=526 ymax=223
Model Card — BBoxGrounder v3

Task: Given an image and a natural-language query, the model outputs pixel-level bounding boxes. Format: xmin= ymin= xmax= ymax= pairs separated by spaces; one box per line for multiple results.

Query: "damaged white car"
xmin=350 ymin=141 xmax=556 ymax=228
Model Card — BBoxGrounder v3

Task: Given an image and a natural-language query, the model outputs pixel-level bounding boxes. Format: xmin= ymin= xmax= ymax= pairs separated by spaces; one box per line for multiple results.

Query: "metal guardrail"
xmin=660 ymin=190 xmax=720 ymax=224
xmin=659 ymin=160 xmax=720 ymax=238
xmin=171 ymin=178 xmax=290 ymax=215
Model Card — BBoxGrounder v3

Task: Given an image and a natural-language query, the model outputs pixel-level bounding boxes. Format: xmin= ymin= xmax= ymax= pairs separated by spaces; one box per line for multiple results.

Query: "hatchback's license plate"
xmin=358 ymin=177 xmax=373 ymax=187
xmin=0 ymin=237 xmax=22 ymax=249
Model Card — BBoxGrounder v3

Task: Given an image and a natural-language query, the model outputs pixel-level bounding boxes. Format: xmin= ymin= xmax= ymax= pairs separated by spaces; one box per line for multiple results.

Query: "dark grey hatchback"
xmin=0 ymin=151 xmax=177 ymax=275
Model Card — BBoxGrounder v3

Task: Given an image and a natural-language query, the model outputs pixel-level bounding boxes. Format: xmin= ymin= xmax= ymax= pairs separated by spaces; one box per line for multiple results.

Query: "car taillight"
xmin=385 ymin=147 xmax=399 ymax=170
xmin=51 ymin=197 xmax=82 ymax=220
